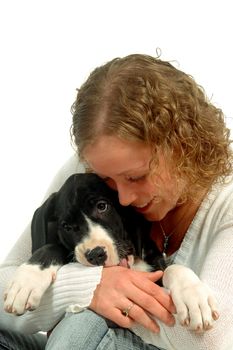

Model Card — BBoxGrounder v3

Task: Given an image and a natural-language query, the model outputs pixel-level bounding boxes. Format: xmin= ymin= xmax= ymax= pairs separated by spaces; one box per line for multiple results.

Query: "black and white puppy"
xmin=4 ymin=173 xmax=219 ymax=331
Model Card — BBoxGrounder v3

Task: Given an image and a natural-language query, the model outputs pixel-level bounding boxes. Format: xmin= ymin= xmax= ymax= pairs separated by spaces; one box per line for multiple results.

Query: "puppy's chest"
xmin=139 ymin=230 xmax=174 ymax=272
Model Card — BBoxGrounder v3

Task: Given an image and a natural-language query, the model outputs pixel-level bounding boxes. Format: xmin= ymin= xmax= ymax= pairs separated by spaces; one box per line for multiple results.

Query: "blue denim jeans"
xmin=46 ymin=310 xmax=162 ymax=350
xmin=0 ymin=310 xmax=162 ymax=350
xmin=0 ymin=329 xmax=47 ymax=349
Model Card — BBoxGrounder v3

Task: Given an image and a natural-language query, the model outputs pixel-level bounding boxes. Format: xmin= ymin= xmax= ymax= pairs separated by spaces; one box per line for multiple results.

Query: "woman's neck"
xmin=151 ymin=191 xmax=207 ymax=256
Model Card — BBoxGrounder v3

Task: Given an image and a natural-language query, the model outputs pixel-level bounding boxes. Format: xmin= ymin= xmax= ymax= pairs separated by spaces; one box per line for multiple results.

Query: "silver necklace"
xmin=159 ymin=222 xmax=177 ymax=259
xmin=157 ymin=205 xmax=190 ymax=259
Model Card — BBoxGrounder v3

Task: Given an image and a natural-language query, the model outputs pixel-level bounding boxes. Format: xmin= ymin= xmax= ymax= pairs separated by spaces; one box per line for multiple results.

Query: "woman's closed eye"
xmin=102 ymin=174 xmax=148 ymax=184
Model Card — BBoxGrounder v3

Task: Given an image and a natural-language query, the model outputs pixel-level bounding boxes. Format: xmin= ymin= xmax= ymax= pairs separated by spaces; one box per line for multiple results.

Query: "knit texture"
xmin=0 ymin=154 xmax=233 ymax=349
xmin=132 ymin=177 xmax=233 ymax=349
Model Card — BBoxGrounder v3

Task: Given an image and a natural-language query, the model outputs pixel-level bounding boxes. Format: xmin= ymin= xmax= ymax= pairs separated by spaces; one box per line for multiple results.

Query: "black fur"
xmin=29 ymin=173 xmax=163 ymax=270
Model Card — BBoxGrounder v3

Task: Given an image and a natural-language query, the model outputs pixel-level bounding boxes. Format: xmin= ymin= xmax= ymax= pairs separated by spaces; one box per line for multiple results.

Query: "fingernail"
xmin=212 ymin=311 xmax=219 ymax=320
xmin=168 ymin=318 xmax=175 ymax=326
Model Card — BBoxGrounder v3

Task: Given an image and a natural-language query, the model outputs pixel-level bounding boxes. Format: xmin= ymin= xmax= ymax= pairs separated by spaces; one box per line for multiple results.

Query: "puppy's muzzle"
xmin=84 ymin=246 xmax=107 ymax=266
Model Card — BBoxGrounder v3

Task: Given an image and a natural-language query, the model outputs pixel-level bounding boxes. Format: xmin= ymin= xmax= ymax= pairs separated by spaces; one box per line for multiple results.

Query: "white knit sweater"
xmin=0 ymin=154 xmax=233 ymax=350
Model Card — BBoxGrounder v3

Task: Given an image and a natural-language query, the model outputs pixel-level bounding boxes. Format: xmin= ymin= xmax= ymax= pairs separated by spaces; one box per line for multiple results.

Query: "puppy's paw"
xmin=173 ymin=282 xmax=219 ymax=332
xmin=163 ymin=265 xmax=219 ymax=332
xmin=4 ymin=263 xmax=59 ymax=315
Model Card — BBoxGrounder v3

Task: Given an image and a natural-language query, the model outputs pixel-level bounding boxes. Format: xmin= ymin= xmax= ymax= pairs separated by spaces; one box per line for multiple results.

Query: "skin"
xmin=84 ymin=135 xmax=200 ymax=332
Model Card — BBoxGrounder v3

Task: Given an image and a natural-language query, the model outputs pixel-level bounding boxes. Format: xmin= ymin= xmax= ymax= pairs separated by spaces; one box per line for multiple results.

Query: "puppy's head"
xmin=54 ymin=173 xmax=136 ymax=266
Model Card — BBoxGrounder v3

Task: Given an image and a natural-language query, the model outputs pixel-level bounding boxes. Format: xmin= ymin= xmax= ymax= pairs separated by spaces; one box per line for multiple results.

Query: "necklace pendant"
xmin=162 ymin=237 xmax=169 ymax=260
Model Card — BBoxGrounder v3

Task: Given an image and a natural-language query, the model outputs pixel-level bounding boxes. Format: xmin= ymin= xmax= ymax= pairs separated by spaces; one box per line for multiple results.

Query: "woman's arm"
xmin=0 ymin=261 xmax=103 ymax=333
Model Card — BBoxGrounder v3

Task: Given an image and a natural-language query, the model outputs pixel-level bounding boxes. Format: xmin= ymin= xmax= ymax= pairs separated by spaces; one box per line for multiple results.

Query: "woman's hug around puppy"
xmin=3 ymin=172 xmax=219 ymax=332
xmin=1 ymin=54 xmax=233 ymax=350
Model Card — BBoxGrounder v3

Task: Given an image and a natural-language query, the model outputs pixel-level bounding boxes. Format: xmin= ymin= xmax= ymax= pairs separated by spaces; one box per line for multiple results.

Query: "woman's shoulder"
xmin=42 ymin=154 xmax=85 ymax=200
xmin=59 ymin=153 xmax=85 ymax=176
xmin=203 ymin=175 xmax=233 ymax=218
xmin=214 ymin=175 xmax=233 ymax=198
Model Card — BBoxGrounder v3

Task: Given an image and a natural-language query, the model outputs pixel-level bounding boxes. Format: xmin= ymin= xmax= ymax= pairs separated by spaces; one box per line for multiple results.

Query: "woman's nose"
xmin=117 ymin=185 xmax=137 ymax=206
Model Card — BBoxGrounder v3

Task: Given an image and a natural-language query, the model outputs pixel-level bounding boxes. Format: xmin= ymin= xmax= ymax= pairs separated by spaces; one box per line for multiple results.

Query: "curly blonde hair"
xmin=71 ymin=54 xmax=233 ymax=198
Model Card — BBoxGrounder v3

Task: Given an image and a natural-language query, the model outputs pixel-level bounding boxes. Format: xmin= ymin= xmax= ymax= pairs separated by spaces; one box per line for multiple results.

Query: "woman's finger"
xmin=116 ymin=302 xmax=160 ymax=333
xmin=137 ymin=277 xmax=176 ymax=313
xmin=90 ymin=266 xmax=176 ymax=331
xmin=117 ymin=269 xmax=176 ymax=314
xmin=124 ymin=283 xmax=175 ymax=326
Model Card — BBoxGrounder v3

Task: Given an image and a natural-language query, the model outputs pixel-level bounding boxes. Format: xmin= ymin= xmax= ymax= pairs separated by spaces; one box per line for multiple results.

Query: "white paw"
xmin=4 ymin=263 xmax=58 ymax=315
xmin=163 ymin=265 xmax=219 ymax=332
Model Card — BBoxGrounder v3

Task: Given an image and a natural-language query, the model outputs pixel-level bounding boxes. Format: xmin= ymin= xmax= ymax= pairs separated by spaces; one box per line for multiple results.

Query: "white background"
xmin=0 ymin=0 xmax=232 ymax=262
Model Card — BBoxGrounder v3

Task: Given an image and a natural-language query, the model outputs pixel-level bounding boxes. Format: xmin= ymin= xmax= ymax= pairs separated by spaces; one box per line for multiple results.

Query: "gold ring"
xmin=121 ymin=303 xmax=135 ymax=317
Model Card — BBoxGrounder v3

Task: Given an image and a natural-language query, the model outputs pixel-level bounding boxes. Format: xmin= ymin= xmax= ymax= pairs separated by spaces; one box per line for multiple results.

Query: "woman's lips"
xmin=133 ymin=197 xmax=156 ymax=213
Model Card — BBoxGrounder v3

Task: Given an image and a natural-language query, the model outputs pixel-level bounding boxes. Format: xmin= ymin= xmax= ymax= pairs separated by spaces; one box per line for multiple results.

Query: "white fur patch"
xmin=75 ymin=216 xmax=119 ymax=266
xmin=163 ymin=264 xmax=219 ymax=332
xmin=131 ymin=258 xmax=153 ymax=272
xmin=4 ymin=263 xmax=59 ymax=315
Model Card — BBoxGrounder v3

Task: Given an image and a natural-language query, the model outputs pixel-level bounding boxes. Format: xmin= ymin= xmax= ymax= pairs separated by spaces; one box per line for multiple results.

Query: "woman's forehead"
xmin=83 ymin=135 xmax=152 ymax=175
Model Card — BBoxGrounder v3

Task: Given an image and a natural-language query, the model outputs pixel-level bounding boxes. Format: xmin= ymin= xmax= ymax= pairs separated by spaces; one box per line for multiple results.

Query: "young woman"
xmin=0 ymin=54 xmax=233 ymax=350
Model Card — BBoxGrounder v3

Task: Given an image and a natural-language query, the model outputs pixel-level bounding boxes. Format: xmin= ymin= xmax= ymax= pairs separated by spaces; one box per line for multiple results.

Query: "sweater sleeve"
xmin=0 ymin=154 xmax=103 ymax=334
xmin=131 ymin=226 xmax=233 ymax=350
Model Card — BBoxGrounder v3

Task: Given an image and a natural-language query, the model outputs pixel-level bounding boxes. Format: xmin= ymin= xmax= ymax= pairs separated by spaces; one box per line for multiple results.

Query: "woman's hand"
xmin=89 ymin=266 xmax=176 ymax=333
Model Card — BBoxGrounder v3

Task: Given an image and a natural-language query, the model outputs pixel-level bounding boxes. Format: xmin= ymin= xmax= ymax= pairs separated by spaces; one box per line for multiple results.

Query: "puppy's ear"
xmin=31 ymin=193 xmax=57 ymax=253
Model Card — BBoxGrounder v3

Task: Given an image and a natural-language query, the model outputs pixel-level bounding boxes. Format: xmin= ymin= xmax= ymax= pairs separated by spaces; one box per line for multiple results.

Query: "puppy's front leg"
xmin=163 ymin=264 xmax=219 ymax=332
xmin=4 ymin=243 xmax=67 ymax=315
xmin=4 ymin=263 xmax=59 ymax=315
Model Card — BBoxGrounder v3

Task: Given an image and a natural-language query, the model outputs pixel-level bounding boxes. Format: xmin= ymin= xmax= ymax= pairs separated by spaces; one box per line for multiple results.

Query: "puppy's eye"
xmin=61 ymin=221 xmax=72 ymax=232
xmin=96 ymin=200 xmax=108 ymax=213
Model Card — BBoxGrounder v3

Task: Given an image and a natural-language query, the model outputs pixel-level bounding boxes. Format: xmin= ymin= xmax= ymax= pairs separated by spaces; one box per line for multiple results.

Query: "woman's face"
xmin=83 ymin=136 xmax=186 ymax=221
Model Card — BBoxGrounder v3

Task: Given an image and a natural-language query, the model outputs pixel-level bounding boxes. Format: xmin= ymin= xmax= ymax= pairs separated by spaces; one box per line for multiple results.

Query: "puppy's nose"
xmin=85 ymin=246 xmax=107 ymax=266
